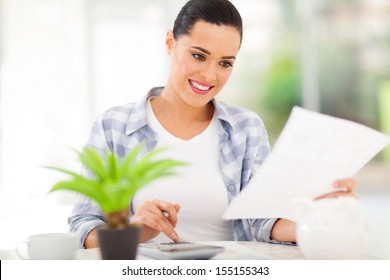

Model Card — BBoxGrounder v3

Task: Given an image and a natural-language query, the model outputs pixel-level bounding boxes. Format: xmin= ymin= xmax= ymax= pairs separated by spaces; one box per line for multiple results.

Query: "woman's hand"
xmin=271 ymin=178 xmax=358 ymax=243
xmin=315 ymin=178 xmax=358 ymax=200
xmin=130 ymin=199 xmax=181 ymax=243
xmin=84 ymin=229 xmax=99 ymax=248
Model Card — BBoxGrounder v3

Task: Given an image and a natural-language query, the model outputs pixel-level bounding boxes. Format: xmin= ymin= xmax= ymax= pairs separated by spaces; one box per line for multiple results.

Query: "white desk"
xmin=2 ymin=241 xmax=375 ymax=260
xmin=76 ymin=241 xmax=305 ymax=260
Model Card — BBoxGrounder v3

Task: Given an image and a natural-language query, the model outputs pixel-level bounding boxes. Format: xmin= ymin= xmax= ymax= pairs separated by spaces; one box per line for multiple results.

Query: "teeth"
xmin=190 ymin=80 xmax=211 ymax=91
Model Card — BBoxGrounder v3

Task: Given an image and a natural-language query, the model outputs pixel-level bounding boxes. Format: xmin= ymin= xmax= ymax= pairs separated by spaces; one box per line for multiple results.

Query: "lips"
xmin=189 ymin=79 xmax=215 ymax=95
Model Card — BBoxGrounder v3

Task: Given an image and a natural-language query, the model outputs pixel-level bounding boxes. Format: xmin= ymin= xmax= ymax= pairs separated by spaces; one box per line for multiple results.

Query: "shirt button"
xmin=229 ymin=186 xmax=235 ymax=191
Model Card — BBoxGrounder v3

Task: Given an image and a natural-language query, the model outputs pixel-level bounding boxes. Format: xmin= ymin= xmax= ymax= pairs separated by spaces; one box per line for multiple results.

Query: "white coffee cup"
xmin=15 ymin=233 xmax=78 ymax=260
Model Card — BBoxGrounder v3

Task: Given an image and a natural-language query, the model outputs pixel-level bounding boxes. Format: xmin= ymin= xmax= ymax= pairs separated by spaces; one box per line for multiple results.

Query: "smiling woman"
xmin=152 ymin=21 xmax=241 ymax=139
xmin=69 ymin=0 xmax=259 ymax=249
xmin=167 ymin=21 xmax=239 ymax=97
xmin=65 ymin=0 xmax=359 ymax=251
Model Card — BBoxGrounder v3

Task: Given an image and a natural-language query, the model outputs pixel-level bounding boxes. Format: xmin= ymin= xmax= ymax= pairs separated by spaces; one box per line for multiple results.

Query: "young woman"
xmin=69 ymin=0 xmax=357 ymax=249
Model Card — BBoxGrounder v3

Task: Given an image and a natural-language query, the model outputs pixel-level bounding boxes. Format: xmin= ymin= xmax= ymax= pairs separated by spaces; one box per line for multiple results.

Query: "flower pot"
xmin=97 ymin=224 xmax=142 ymax=260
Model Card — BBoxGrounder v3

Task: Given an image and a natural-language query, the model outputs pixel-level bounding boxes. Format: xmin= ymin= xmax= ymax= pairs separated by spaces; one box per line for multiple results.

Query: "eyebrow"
xmin=190 ymin=46 xmax=236 ymax=60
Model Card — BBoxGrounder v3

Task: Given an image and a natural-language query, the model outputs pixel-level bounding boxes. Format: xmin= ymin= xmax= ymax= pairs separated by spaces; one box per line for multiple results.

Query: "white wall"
xmin=0 ymin=0 xmax=89 ymax=249
xmin=0 ymin=0 xmax=172 ymax=248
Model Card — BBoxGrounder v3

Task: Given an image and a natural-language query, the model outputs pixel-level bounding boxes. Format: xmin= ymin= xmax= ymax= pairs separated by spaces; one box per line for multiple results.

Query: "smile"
xmin=189 ymin=79 xmax=215 ymax=95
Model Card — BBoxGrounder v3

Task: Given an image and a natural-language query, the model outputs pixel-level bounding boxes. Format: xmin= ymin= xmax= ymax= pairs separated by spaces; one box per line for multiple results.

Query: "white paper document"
xmin=223 ymin=106 xmax=390 ymax=222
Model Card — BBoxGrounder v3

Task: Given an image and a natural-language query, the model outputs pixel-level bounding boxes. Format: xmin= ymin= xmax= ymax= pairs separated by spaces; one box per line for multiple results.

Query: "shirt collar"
xmin=125 ymin=87 xmax=162 ymax=135
xmin=212 ymin=98 xmax=234 ymax=130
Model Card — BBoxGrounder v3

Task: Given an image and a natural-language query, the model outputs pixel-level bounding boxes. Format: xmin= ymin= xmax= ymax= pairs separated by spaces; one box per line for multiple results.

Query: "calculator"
xmin=137 ymin=242 xmax=225 ymax=260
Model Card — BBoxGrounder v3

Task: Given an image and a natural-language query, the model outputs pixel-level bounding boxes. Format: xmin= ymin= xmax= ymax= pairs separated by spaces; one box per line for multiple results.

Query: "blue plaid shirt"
xmin=69 ymin=87 xmax=288 ymax=248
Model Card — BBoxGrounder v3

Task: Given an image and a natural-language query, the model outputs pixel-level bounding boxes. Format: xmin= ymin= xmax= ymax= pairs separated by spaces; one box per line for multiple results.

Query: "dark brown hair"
xmin=173 ymin=0 xmax=243 ymax=44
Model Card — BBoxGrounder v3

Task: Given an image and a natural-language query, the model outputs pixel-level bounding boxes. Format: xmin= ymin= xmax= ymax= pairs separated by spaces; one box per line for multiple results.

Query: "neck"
xmin=152 ymin=88 xmax=214 ymax=123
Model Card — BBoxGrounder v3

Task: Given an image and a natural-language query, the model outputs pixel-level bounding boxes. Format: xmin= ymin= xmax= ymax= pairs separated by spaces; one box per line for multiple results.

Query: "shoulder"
xmin=95 ymin=101 xmax=146 ymax=131
xmin=99 ymin=102 xmax=137 ymax=122
xmin=215 ymin=100 xmax=267 ymax=136
xmin=95 ymin=88 xmax=157 ymax=130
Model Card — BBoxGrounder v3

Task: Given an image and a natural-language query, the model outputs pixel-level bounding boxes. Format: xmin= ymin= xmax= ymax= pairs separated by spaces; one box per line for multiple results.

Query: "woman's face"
xmin=165 ymin=20 xmax=241 ymax=108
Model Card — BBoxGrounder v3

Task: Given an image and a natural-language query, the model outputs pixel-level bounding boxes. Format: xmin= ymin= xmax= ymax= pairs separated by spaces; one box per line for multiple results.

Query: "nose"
xmin=200 ymin=63 xmax=217 ymax=83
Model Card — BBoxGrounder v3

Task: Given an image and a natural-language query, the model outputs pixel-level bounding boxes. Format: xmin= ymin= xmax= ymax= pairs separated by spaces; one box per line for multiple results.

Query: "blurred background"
xmin=0 ymin=0 xmax=389 ymax=258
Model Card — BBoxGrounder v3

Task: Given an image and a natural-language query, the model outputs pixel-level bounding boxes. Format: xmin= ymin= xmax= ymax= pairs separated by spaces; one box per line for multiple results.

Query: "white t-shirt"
xmin=131 ymin=98 xmax=234 ymax=242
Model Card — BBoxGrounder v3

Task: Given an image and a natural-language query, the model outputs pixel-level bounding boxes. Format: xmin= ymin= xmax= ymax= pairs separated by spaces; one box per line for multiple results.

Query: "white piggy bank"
xmin=295 ymin=196 xmax=368 ymax=259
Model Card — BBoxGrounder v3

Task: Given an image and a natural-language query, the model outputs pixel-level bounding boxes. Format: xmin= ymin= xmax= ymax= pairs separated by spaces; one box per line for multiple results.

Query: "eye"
xmin=192 ymin=53 xmax=205 ymax=61
xmin=220 ymin=61 xmax=234 ymax=68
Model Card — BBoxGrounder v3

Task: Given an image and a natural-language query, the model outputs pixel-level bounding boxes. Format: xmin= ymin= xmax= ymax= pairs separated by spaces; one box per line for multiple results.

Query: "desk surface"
xmin=2 ymin=241 xmax=375 ymax=260
xmin=76 ymin=241 xmax=304 ymax=260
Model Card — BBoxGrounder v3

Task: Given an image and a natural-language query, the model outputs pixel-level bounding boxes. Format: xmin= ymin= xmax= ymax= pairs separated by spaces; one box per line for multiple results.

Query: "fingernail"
xmin=333 ymin=182 xmax=339 ymax=188
xmin=157 ymin=225 xmax=163 ymax=231
xmin=162 ymin=210 xmax=169 ymax=218
xmin=171 ymin=233 xmax=178 ymax=240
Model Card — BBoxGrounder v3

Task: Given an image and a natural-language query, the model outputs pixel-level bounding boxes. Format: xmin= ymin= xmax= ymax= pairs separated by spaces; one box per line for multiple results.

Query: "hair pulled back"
xmin=173 ymin=0 xmax=243 ymax=44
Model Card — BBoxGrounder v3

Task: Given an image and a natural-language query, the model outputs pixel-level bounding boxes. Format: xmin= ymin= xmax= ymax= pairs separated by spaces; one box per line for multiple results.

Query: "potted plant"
xmin=46 ymin=144 xmax=186 ymax=260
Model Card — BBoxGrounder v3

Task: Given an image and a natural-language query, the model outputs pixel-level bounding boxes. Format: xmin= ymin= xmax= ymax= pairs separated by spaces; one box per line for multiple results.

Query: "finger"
xmin=316 ymin=191 xmax=359 ymax=200
xmin=138 ymin=201 xmax=180 ymax=241
xmin=162 ymin=204 xmax=180 ymax=227
xmin=131 ymin=212 xmax=163 ymax=232
xmin=143 ymin=200 xmax=169 ymax=216
xmin=142 ymin=209 xmax=179 ymax=241
xmin=133 ymin=201 xmax=169 ymax=228
xmin=333 ymin=178 xmax=356 ymax=192
xmin=174 ymin=204 xmax=181 ymax=213
xmin=153 ymin=199 xmax=179 ymax=227
xmin=141 ymin=201 xmax=174 ymax=222
xmin=160 ymin=219 xmax=180 ymax=242
xmin=132 ymin=209 xmax=180 ymax=241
